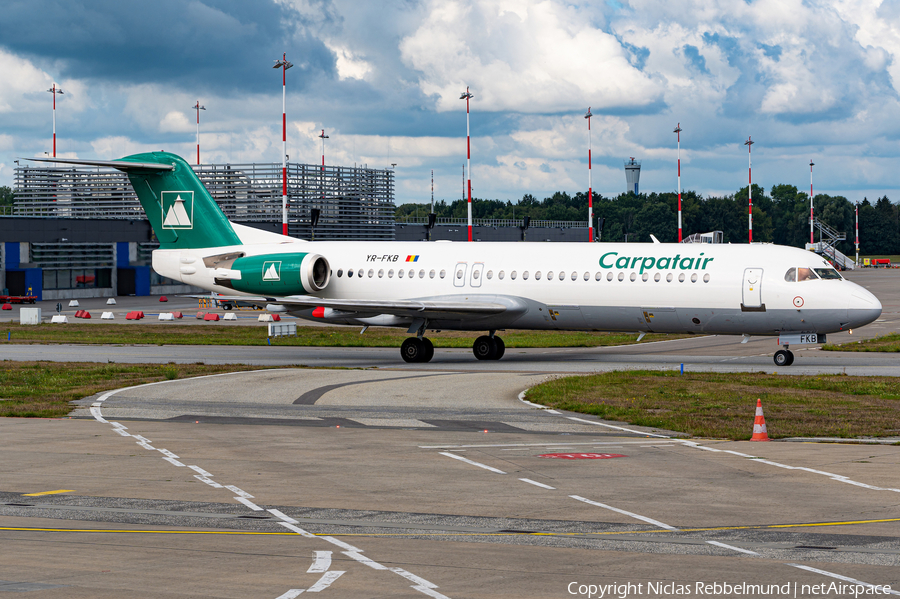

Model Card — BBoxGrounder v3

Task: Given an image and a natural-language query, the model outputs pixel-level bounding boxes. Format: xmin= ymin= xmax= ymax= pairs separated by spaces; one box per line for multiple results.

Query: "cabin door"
xmin=742 ymin=268 xmax=764 ymax=309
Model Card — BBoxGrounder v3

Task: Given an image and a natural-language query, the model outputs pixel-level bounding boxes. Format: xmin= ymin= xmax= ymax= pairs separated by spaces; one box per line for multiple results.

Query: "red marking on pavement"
xmin=538 ymin=453 xmax=626 ymax=460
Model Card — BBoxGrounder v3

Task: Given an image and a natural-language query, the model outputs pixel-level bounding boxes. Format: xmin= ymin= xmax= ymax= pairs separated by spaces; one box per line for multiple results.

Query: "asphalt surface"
xmin=1 ymin=269 xmax=899 ymax=598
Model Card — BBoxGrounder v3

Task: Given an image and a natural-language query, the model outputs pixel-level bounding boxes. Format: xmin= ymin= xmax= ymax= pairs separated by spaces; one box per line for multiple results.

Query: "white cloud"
xmin=326 ymin=43 xmax=373 ymax=80
xmin=159 ymin=110 xmax=194 ymax=133
xmin=0 ymin=48 xmax=53 ymax=114
xmin=400 ymin=0 xmax=663 ymax=112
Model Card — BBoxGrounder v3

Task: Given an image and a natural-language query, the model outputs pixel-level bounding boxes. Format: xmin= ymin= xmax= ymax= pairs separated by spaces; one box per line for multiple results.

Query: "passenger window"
xmin=535 ymin=271 xmax=542 ymax=280
xmin=523 ymin=271 xmax=529 ymax=280
xmin=368 ymin=269 xmax=374 ymax=278
xmin=429 ymin=269 xmax=435 ymax=279
xmin=408 ymin=269 xmax=415 ymax=278
xmin=784 ymin=268 xmax=796 ymax=282
xmin=486 ymin=270 xmax=493 ymax=279
xmin=337 ymin=269 xmax=343 ymax=278
xmin=595 ymin=272 xmax=601 ymax=281
xmin=607 ymin=272 xmax=614 ymax=281
xmin=703 ymin=273 xmax=710 ymax=283
xmin=398 ymin=269 xmax=404 ymax=278
xmin=440 ymin=269 xmax=446 ymax=279
xmin=630 ymin=272 xmax=637 ymax=282
xmin=347 ymin=269 xmax=353 ymax=278
xmin=547 ymin=271 xmax=554 ymax=280
xmin=617 ymin=272 xmax=624 ymax=281
xmin=511 ymin=270 xmax=517 ymax=280
xmin=642 ymin=273 xmax=649 ymax=282
xmin=666 ymin=273 xmax=673 ymax=282
xmin=419 ymin=269 xmax=425 ymax=278
xmin=691 ymin=273 xmax=698 ymax=283
xmin=378 ymin=269 xmax=384 ymax=278
xmin=572 ymin=272 xmax=578 ymax=281
xmin=456 ymin=269 xmax=464 ymax=280
xmin=498 ymin=270 xmax=505 ymax=280
xmin=797 ymin=267 xmax=817 ymax=281
xmin=678 ymin=273 xmax=685 ymax=282
xmin=357 ymin=269 xmax=363 ymax=278
xmin=388 ymin=269 xmax=394 ymax=278
xmin=654 ymin=273 xmax=660 ymax=282
xmin=583 ymin=272 xmax=589 ymax=281
xmin=474 ymin=269 xmax=481 ymax=279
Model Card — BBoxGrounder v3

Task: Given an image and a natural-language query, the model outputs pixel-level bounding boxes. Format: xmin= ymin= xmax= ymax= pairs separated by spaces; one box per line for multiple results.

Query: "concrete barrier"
xmin=51 ymin=315 xmax=68 ymax=324
xmin=159 ymin=296 xmax=168 ymax=302
xmin=158 ymin=312 xmax=175 ymax=321
xmin=68 ymin=300 xmax=80 ymax=307
xmin=272 ymin=314 xmax=281 ymax=321
xmin=101 ymin=312 xmax=115 ymax=320
xmin=74 ymin=310 xmax=84 ymax=318
xmin=203 ymin=313 xmax=220 ymax=321
xmin=258 ymin=314 xmax=274 ymax=322
xmin=106 ymin=298 xmax=117 ymax=305
xmin=223 ymin=312 xmax=238 ymax=321
xmin=82 ymin=311 xmax=91 ymax=319
xmin=173 ymin=312 xmax=183 ymax=319
xmin=196 ymin=311 xmax=207 ymax=319
xmin=125 ymin=311 xmax=143 ymax=320
xmin=2 ymin=303 xmax=12 ymax=310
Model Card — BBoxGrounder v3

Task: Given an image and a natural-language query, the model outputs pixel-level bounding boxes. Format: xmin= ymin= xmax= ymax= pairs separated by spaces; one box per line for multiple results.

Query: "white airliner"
xmin=30 ymin=152 xmax=882 ymax=366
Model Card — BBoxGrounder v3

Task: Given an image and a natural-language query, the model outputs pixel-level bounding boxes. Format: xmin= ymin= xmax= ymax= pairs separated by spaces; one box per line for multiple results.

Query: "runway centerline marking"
xmin=706 ymin=540 xmax=759 ymax=556
xmin=786 ymin=564 xmax=900 ymax=596
xmin=438 ymin=452 xmax=506 ymax=474
xmin=569 ymin=495 xmax=679 ymax=531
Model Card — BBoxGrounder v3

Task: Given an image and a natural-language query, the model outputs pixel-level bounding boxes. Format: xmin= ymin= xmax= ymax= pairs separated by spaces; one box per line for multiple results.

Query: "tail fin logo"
xmin=262 ymin=261 xmax=281 ymax=281
xmin=161 ymin=191 xmax=194 ymax=229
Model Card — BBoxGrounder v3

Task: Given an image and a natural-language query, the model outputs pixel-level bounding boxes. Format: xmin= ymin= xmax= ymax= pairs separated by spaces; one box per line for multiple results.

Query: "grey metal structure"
xmin=625 ymin=157 xmax=641 ymax=195
xmin=13 ymin=161 xmax=395 ymax=240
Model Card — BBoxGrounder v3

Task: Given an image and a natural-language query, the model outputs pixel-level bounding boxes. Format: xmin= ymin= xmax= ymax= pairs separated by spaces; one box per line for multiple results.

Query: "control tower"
xmin=624 ymin=157 xmax=641 ymax=195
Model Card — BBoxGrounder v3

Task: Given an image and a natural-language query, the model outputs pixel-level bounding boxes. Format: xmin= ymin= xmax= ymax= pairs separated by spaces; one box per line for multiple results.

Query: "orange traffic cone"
xmin=750 ymin=399 xmax=770 ymax=441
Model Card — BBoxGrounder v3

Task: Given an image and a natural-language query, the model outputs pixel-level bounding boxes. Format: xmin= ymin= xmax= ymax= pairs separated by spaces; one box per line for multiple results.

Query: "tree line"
xmin=396 ymin=185 xmax=900 ymax=255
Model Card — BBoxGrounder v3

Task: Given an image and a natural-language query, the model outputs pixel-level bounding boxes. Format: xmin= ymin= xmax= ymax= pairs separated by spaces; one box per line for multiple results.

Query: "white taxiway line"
xmin=519 ymin=478 xmax=555 ymax=490
xmin=706 ymin=541 xmax=759 ymax=556
xmin=569 ymin=495 xmax=679 ymax=531
xmin=438 ymin=452 xmax=506 ymax=474
xmin=89 ymin=372 xmax=454 ymax=599
xmin=786 ymin=564 xmax=900 ymax=596
xmin=307 ymin=551 xmax=332 ymax=573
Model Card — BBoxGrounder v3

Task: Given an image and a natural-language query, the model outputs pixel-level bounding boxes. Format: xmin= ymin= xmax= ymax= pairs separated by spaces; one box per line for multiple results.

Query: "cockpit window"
xmin=814 ymin=268 xmax=843 ymax=280
xmin=797 ymin=267 xmax=818 ymax=281
xmin=784 ymin=268 xmax=796 ymax=282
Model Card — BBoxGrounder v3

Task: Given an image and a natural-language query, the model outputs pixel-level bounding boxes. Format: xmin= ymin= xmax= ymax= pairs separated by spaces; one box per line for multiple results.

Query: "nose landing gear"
xmin=774 ymin=347 xmax=794 ymax=367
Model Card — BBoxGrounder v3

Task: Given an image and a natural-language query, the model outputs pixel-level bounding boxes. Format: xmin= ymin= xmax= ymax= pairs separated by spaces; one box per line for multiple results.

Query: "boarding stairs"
xmin=805 ymin=218 xmax=855 ymax=270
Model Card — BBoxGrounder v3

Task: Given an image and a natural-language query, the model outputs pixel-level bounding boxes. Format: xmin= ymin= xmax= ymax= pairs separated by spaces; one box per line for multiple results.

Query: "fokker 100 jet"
xmin=30 ymin=152 xmax=882 ymax=366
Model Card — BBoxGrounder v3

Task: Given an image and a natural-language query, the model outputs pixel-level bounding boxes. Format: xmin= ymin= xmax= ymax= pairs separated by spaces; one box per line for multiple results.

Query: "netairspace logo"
xmin=566 ymin=581 xmax=895 ymax=598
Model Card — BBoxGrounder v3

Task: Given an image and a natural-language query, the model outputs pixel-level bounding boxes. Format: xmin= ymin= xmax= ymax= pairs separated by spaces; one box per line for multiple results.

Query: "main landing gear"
xmin=473 ymin=333 xmax=505 ymax=361
xmin=774 ymin=347 xmax=794 ymax=367
xmin=399 ymin=331 xmax=506 ymax=363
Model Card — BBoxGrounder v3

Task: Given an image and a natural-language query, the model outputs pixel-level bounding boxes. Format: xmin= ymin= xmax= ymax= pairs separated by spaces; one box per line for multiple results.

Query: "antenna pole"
xmin=460 ymin=87 xmax=474 ymax=241
xmin=675 ymin=123 xmax=683 ymax=243
xmin=585 ymin=108 xmax=593 ymax=242
xmin=809 ymin=159 xmax=815 ymax=245
xmin=273 ymin=53 xmax=293 ymax=236
xmin=745 ymin=136 xmax=754 ymax=243
xmin=855 ymin=202 xmax=859 ymax=267
xmin=193 ymin=101 xmax=205 ymax=165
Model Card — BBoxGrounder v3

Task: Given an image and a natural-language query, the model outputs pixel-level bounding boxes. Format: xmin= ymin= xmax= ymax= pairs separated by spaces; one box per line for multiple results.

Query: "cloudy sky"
xmin=1 ymin=0 xmax=899 ymax=206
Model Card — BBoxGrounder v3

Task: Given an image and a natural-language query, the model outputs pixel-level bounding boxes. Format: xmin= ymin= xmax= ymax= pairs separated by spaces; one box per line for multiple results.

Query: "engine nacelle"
xmin=229 ymin=252 xmax=330 ymax=296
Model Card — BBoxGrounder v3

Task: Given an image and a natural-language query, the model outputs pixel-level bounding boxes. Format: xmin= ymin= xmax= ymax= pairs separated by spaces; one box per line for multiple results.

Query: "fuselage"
xmin=154 ymin=240 xmax=882 ymax=337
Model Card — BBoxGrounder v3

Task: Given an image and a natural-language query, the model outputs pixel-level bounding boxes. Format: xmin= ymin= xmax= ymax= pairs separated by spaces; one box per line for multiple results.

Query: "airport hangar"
xmin=1 ymin=160 xmax=589 ymax=301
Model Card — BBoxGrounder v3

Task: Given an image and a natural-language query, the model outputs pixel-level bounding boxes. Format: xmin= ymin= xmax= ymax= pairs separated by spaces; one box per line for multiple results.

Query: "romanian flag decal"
xmin=406 ymin=255 xmax=419 ymax=262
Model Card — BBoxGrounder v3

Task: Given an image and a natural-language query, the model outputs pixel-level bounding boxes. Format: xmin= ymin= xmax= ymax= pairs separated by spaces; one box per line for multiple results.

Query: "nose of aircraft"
xmin=848 ymin=284 xmax=882 ymax=329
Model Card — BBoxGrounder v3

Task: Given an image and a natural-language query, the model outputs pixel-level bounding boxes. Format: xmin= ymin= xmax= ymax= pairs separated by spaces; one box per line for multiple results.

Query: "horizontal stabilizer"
xmin=24 ymin=157 xmax=174 ymax=171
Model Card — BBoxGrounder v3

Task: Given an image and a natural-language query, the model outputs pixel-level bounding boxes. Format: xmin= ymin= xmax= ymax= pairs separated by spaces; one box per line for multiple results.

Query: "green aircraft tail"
xmin=117 ymin=151 xmax=242 ymax=249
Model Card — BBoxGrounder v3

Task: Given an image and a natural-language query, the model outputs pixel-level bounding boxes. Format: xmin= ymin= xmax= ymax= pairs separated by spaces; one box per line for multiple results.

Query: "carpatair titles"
xmin=599 ymin=252 xmax=715 ymax=274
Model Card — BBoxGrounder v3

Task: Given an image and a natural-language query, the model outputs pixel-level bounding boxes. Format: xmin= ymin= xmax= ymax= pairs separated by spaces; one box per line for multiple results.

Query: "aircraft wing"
xmin=197 ymin=294 xmax=521 ymax=318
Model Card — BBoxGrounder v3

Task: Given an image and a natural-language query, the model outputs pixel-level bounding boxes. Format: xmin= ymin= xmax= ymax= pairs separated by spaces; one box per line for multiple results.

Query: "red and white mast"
xmin=193 ymin=101 xmax=205 ymax=165
xmin=674 ymin=123 xmax=683 ymax=243
xmin=47 ymin=84 xmax=64 ymax=157
xmin=809 ymin=159 xmax=815 ymax=245
xmin=745 ymin=136 xmax=754 ymax=243
xmin=460 ymin=87 xmax=474 ymax=242
xmin=585 ymin=107 xmax=593 ymax=242
xmin=274 ymin=54 xmax=293 ymax=236
xmin=319 ymin=129 xmax=328 ymax=205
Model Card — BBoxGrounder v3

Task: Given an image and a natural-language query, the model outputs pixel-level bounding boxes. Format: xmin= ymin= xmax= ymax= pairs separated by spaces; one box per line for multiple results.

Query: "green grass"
xmin=823 ymin=333 xmax=900 ymax=353
xmin=525 ymin=370 xmax=900 ymax=440
xmin=0 ymin=361 xmax=285 ymax=418
xmin=0 ymin=323 xmax=686 ymax=348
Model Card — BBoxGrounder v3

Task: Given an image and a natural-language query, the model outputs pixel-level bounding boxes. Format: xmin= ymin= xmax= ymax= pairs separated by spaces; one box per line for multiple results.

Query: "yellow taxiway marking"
xmin=21 ymin=490 xmax=75 ymax=497
xmin=1 ymin=517 xmax=899 ymax=537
